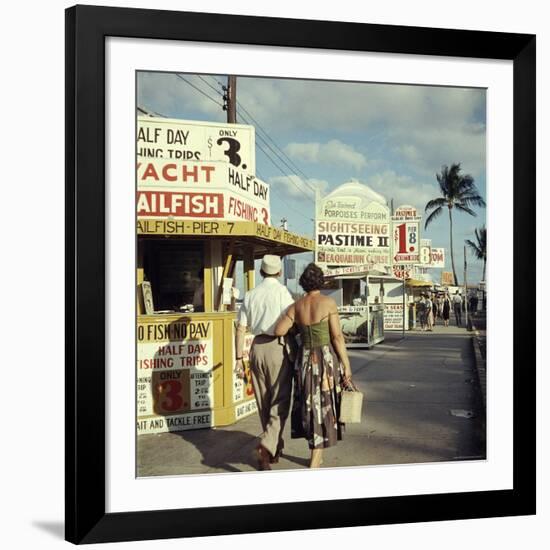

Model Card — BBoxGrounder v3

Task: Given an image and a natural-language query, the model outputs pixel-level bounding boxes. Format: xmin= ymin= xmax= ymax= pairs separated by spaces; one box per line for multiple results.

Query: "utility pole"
xmin=226 ymin=75 xmax=237 ymax=123
xmin=281 ymin=218 xmax=289 ymax=287
xmin=464 ymin=243 xmax=471 ymax=330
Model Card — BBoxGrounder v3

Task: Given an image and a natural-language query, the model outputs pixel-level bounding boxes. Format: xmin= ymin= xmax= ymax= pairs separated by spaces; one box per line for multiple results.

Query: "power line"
xmin=196 ymin=74 xmax=223 ymax=97
xmin=174 ymin=74 xmax=223 ymax=108
xmin=256 ymin=140 xmax=314 ymax=202
xmin=237 ymin=101 xmax=315 ymax=189
xmin=237 ymin=109 xmax=314 ymax=202
xmin=137 ymin=105 xmax=168 ymax=118
xmin=256 ymin=169 xmax=315 ymax=224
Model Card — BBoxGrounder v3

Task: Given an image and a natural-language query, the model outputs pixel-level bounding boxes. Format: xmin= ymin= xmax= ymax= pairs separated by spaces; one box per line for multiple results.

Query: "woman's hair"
xmin=299 ymin=262 xmax=325 ymax=292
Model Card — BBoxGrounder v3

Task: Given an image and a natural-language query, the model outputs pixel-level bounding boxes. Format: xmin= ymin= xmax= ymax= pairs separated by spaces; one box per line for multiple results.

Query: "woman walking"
xmin=425 ymin=294 xmax=434 ymax=331
xmin=417 ymin=295 xmax=427 ymax=331
xmin=274 ymin=263 xmax=353 ymax=468
xmin=442 ymin=293 xmax=451 ymax=327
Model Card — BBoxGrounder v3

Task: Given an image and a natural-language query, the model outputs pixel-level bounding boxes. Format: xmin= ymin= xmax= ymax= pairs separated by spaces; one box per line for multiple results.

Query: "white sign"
xmin=384 ymin=303 xmax=409 ymax=330
xmin=137 ymin=159 xmax=270 ymax=224
xmin=393 ymin=265 xmax=412 ymax=280
xmin=137 ymin=319 xmax=214 ymax=435
xmin=419 ymin=238 xmax=432 ymax=265
xmin=316 ymin=182 xmax=391 ymax=266
xmin=235 ymin=400 xmax=258 ymax=420
xmin=232 ymin=333 xmax=255 ymax=404
xmin=430 ymin=247 xmax=445 ymax=268
xmin=392 ymin=221 xmax=420 ymax=264
xmin=138 ymin=116 xmax=256 ymax=173
xmin=391 ymin=205 xmax=422 ymax=264
xmin=338 ymin=305 xmax=369 ymax=313
xmin=391 ymin=205 xmax=422 ymax=222
xmin=137 ymin=412 xmax=213 ymax=435
xmin=137 ymin=159 xmax=269 ymax=202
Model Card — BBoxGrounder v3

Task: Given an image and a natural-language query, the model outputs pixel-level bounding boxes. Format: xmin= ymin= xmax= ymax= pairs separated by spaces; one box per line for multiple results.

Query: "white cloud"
xmin=285 ymin=140 xmax=367 ymax=171
xmin=238 ymin=78 xmax=485 ymax=133
xmin=365 ymin=170 xmax=437 ymax=212
xmin=392 ymin=125 xmax=486 ymax=179
xmin=268 ymin=174 xmax=329 ymax=200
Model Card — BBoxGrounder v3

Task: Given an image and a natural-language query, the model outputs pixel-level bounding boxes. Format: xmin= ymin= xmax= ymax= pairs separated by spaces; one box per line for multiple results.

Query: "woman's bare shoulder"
xmin=317 ymin=293 xmax=338 ymax=311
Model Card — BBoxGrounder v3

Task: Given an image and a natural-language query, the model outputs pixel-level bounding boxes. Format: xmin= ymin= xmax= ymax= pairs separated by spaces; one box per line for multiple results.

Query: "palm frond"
xmin=466 ymin=238 xmax=483 ymax=259
xmin=425 ymin=197 xmax=447 ymax=212
xmin=455 ymin=203 xmax=477 ymax=217
xmin=424 ymin=205 xmax=444 ymax=228
xmin=459 ymin=192 xmax=486 ymax=208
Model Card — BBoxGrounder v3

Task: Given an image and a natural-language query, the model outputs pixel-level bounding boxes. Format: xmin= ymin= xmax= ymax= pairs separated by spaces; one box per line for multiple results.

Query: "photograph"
xmin=135 ymin=71 xmax=488 ymax=477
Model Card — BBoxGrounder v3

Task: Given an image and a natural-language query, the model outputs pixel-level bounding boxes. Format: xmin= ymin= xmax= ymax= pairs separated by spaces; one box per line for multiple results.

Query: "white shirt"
xmin=237 ymin=277 xmax=294 ymax=336
xmin=453 ymin=294 xmax=462 ymax=305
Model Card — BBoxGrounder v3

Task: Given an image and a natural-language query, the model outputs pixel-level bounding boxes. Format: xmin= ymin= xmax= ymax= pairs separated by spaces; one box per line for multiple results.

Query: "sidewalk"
xmin=138 ymin=320 xmax=486 ymax=476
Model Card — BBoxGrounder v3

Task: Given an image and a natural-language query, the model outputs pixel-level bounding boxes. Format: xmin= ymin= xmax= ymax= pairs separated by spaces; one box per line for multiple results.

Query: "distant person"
xmin=425 ymin=295 xmax=434 ymax=331
xmin=432 ymin=295 xmax=438 ymax=324
xmin=453 ymin=291 xmax=463 ymax=326
xmin=471 ymin=293 xmax=479 ymax=313
xmin=235 ymin=254 xmax=294 ymax=470
xmin=442 ymin=294 xmax=451 ymax=327
xmin=274 ymin=263 xmax=353 ymax=469
xmin=417 ymin=295 xmax=427 ymax=330
xmin=436 ymin=295 xmax=444 ymax=319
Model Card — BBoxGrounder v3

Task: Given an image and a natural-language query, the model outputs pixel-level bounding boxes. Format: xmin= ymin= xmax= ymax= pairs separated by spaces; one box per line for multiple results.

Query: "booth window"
xmin=143 ymin=240 xmax=204 ymax=312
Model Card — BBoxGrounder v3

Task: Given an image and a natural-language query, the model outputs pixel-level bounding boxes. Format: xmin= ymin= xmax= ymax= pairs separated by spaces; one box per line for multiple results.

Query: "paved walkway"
xmin=138 ymin=320 xmax=486 ymax=476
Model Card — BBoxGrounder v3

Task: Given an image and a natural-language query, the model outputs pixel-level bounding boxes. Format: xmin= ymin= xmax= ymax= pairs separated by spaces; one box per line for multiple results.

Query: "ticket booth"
xmin=322 ymin=267 xmax=387 ymax=348
xmin=136 ymin=219 xmax=313 ymax=435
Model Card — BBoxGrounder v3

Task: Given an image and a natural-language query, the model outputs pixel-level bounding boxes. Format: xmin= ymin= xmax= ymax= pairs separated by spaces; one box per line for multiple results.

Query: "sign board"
xmin=137 ymin=159 xmax=270 ymax=224
xmin=391 ymin=205 xmax=422 ymax=222
xmin=138 ymin=116 xmax=256 ymax=173
xmin=137 ymin=319 xmax=214 ymax=434
xmin=232 ymin=333 xmax=255 ymax=405
xmin=419 ymin=238 xmax=432 ymax=265
xmin=324 ymin=265 xmax=371 ymax=278
xmin=430 ymin=247 xmax=445 ymax=268
xmin=441 ymin=271 xmax=455 ymax=286
xmin=391 ymin=205 xmax=422 ymax=264
xmin=384 ymin=303 xmax=409 ymax=330
xmin=393 ymin=265 xmax=412 ymax=280
xmin=136 ymin=219 xmax=314 ymax=251
xmin=315 ymin=181 xmax=391 ymax=266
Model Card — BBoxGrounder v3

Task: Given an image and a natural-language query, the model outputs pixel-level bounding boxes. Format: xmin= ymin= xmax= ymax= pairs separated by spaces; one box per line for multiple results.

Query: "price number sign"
xmin=393 ymin=222 xmax=420 ymax=263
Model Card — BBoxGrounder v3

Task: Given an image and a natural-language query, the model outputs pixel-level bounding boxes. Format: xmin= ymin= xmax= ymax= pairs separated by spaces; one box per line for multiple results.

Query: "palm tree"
xmin=466 ymin=226 xmax=487 ymax=282
xmin=424 ymin=163 xmax=486 ymax=286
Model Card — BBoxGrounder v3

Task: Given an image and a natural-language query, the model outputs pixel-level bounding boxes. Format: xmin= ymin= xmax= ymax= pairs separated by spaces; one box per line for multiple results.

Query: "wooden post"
xmin=216 ymin=240 xmax=235 ymax=311
xmin=244 ymin=247 xmax=255 ymax=291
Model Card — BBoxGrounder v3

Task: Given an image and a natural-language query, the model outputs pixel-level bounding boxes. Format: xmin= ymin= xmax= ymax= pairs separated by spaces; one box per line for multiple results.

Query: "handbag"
xmin=339 ymin=379 xmax=364 ymax=423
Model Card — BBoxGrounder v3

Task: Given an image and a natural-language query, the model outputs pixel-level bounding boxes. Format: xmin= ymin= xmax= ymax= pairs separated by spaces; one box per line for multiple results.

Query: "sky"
xmin=137 ymin=71 xmax=487 ymax=285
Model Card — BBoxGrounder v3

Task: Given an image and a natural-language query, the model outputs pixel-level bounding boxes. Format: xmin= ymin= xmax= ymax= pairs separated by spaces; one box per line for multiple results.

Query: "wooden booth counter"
xmin=136 ymin=219 xmax=313 ymax=435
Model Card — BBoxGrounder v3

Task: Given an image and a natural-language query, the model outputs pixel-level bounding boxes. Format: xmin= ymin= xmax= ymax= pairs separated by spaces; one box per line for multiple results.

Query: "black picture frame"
xmin=65 ymin=4 xmax=536 ymax=544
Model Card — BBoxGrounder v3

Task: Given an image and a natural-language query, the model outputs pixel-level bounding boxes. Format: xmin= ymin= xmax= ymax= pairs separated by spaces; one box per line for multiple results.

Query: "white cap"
xmin=261 ymin=254 xmax=282 ymax=275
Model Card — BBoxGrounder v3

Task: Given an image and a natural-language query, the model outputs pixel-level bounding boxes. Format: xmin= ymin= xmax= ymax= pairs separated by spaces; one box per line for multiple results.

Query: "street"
xmin=138 ymin=321 xmax=486 ymax=476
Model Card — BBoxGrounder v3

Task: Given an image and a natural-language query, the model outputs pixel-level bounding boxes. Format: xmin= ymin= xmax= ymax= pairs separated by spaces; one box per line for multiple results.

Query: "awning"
xmin=406 ymin=279 xmax=433 ymax=288
xmin=137 ymin=218 xmax=314 ymax=258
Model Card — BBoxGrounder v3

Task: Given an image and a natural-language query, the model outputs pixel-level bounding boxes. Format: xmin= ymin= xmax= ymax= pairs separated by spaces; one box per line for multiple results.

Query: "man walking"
xmin=453 ymin=290 xmax=463 ymax=327
xmin=235 ymin=255 xmax=294 ymax=470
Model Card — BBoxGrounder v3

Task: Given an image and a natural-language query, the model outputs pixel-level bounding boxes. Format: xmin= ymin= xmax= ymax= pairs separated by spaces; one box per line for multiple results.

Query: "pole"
xmin=227 ymin=75 xmax=237 ymax=123
xmin=281 ymin=218 xmax=288 ymax=287
xmin=464 ymin=243 xmax=470 ymax=330
xmin=402 ymin=267 xmax=406 ymax=339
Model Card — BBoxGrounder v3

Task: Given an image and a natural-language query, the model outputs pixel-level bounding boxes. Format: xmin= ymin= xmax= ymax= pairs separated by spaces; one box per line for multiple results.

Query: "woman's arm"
xmin=274 ymin=304 xmax=296 ymax=336
xmin=327 ymin=301 xmax=352 ymax=379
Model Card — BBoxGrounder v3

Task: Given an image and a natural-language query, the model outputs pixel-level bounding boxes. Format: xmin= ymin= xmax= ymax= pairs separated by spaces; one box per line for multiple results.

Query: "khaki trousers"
xmin=249 ymin=335 xmax=292 ymax=457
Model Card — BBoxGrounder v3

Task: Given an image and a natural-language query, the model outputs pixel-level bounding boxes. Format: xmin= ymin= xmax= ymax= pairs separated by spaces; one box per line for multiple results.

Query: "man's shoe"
xmin=256 ymin=445 xmax=272 ymax=470
xmin=271 ymin=444 xmax=284 ymax=464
